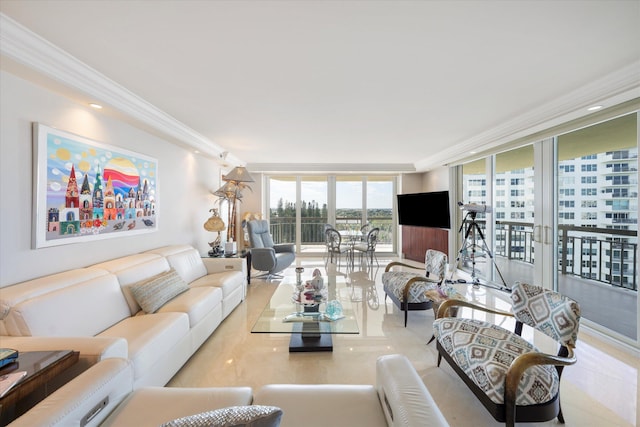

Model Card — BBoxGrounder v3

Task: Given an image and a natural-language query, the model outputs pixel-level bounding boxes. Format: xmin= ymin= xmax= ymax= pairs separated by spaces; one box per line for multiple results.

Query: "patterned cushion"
xmin=511 ymin=282 xmax=581 ymax=347
xmin=382 ymin=271 xmax=439 ymax=303
xmin=129 ymin=269 xmax=189 ymax=313
xmin=433 ymin=318 xmax=559 ymax=406
xmin=424 ymin=249 xmax=447 ymax=279
xmin=382 ymin=273 xmax=462 ymax=304
xmin=161 ymin=405 xmax=283 ymax=427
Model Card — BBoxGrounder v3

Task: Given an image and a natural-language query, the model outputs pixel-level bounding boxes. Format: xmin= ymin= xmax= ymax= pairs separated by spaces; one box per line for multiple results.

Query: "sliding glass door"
xmin=300 ymin=177 xmax=328 ymax=252
xmin=555 ymin=113 xmax=637 ymax=341
xmin=456 ymin=112 xmax=638 ymax=345
xmin=267 ymin=175 xmax=397 ymax=255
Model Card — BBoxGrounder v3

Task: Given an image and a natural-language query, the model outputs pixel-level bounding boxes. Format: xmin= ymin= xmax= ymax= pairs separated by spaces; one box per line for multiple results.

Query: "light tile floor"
xmin=168 ymin=257 xmax=639 ymax=427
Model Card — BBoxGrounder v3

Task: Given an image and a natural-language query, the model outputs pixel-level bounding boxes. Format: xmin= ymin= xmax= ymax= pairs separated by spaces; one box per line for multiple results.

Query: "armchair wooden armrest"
xmin=402 ymin=276 xmax=439 ymax=300
xmin=436 ymin=298 xmax=514 ymax=319
xmin=505 ymin=348 xmax=576 ymax=424
xmin=384 ymin=261 xmax=423 ymax=273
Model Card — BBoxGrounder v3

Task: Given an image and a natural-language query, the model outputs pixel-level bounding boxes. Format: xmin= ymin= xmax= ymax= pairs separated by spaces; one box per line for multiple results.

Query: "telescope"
xmin=458 ymin=202 xmax=492 ymax=214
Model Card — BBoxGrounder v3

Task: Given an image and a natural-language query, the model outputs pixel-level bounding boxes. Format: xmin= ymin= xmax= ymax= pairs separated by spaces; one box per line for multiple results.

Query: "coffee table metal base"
xmin=288 ymin=322 xmax=333 ymax=352
xmin=289 ymin=332 xmax=333 ymax=352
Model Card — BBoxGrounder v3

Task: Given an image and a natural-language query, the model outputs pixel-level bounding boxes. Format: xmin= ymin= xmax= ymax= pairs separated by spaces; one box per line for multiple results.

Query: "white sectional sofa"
xmin=9 ymin=354 xmax=449 ymax=427
xmin=0 ymin=245 xmax=246 ymax=388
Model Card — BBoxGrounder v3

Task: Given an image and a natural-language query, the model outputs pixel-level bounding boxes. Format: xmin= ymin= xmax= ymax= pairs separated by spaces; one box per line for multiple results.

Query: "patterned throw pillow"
xmin=129 ymin=269 xmax=189 ymax=313
xmin=161 ymin=405 xmax=283 ymax=427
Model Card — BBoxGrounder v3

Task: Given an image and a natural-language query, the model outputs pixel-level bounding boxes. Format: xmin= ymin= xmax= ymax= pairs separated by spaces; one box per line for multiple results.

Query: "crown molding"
xmin=415 ymin=61 xmax=640 ymax=171
xmin=3 ymin=12 xmax=638 ymax=173
xmin=246 ymin=163 xmax=416 ymax=174
xmin=0 ymin=13 xmax=244 ymax=166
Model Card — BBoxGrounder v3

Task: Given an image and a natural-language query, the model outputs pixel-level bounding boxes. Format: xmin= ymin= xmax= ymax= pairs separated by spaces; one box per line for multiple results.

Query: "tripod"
xmin=450 ymin=210 xmax=509 ymax=292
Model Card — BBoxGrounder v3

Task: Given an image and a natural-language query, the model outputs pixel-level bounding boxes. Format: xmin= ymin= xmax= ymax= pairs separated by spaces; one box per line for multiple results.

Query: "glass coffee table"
xmin=252 ymin=275 xmax=359 ymax=352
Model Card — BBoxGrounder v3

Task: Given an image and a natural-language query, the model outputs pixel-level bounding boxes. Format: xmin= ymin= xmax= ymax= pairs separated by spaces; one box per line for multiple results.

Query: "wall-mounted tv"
xmin=397 ymin=191 xmax=451 ymax=229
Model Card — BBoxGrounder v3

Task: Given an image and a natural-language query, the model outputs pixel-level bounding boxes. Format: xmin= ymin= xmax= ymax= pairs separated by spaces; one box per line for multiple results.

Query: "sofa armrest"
xmin=376 ymin=354 xmax=449 ymax=427
xmin=9 ymin=358 xmax=133 ymax=427
xmin=201 ymin=257 xmax=247 ymax=276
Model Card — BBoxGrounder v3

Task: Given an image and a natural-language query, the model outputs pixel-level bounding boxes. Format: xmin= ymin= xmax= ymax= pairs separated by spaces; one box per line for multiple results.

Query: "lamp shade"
xmin=223 ymin=166 xmax=255 ymax=183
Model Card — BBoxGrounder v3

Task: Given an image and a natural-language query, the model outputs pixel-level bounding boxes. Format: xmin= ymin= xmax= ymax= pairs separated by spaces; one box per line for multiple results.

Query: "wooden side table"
xmin=0 ymin=350 xmax=79 ymax=424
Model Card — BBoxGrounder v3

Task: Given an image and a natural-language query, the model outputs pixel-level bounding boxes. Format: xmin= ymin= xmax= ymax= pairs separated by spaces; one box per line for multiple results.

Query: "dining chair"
xmin=353 ymin=227 xmax=379 ymax=266
xmin=325 ymin=227 xmax=351 ymax=268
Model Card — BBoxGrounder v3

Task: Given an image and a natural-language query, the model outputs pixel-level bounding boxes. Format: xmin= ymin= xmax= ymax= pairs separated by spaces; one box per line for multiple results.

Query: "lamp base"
xmin=208 ymin=245 xmax=223 ymax=257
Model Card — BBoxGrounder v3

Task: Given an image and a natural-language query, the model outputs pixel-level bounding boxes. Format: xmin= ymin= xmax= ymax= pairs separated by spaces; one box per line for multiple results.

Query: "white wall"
xmin=400 ymin=172 xmax=424 ymax=194
xmin=423 ymin=166 xmax=449 ymax=192
xmin=0 ymin=71 xmax=222 ymax=287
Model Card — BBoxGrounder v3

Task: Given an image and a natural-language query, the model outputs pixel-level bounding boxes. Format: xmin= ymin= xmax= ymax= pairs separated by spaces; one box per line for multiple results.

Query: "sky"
xmin=269 ymin=179 xmax=393 ymax=209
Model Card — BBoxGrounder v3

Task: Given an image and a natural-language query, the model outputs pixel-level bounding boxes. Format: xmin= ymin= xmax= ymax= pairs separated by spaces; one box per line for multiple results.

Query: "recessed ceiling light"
xmin=194 ymin=150 xmax=200 ymax=154
xmin=587 ymin=105 xmax=603 ymax=111
xmin=89 ymin=103 xmax=103 ymax=109
xmin=469 ymin=151 xmax=477 ymax=154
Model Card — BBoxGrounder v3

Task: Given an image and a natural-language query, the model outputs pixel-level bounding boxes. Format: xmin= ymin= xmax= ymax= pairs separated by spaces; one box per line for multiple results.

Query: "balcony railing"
xmin=268 ymin=216 xmax=393 ymax=246
xmin=464 ymin=219 xmax=637 ymax=291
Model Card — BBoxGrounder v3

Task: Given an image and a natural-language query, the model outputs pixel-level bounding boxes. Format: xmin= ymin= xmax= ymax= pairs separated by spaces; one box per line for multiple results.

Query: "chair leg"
xmin=557 ymin=403 xmax=566 ymax=424
xmin=437 ymin=352 xmax=442 ymax=367
xmin=404 ymin=306 xmax=408 ymax=327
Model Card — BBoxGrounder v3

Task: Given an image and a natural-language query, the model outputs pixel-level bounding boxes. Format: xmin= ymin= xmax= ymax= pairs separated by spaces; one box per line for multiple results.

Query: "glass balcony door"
xmin=300 ymin=177 xmax=328 ymax=252
xmin=457 ymin=112 xmax=638 ymax=346
xmin=555 ymin=113 xmax=638 ymax=341
xmin=267 ymin=175 xmax=396 ymax=255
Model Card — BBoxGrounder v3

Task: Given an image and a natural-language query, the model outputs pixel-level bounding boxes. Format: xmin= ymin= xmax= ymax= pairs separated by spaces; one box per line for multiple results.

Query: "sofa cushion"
xmin=191 ymin=271 xmax=244 ymax=298
xmin=99 ymin=312 xmax=190 ymax=381
xmin=158 ymin=287 xmax=223 ymax=327
xmin=161 ymin=405 xmax=283 ymax=427
xmin=4 ymin=274 xmax=131 ymax=337
xmin=254 ymin=384 xmax=387 ymax=427
xmin=101 ymin=386 xmax=253 ymax=426
xmin=147 ymin=245 xmax=208 ymax=284
xmin=93 ymin=253 xmax=171 ymax=315
xmin=0 ymin=267 xmax=108 ymax=322
xmin=129 ymin=269 xmax=189 ymax=313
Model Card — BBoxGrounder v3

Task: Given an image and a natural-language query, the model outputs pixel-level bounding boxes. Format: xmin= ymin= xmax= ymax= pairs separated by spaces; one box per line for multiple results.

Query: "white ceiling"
xmin=1 ymin=1 xmax=639 ymax=172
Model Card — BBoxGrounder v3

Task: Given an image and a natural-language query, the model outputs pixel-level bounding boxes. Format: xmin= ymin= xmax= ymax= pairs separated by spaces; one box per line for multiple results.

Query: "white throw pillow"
xmin=129 ymin=269 xmax=189 ymax=313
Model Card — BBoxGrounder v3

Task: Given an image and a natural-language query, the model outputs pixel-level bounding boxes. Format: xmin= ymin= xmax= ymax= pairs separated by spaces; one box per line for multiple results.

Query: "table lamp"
xmin=203 ymin=208 xmax=226 ymax=257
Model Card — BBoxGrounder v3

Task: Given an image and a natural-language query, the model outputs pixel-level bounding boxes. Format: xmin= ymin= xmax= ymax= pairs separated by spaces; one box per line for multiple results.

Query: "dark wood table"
xmin=0 ymin=350 xmax=79 ymax=425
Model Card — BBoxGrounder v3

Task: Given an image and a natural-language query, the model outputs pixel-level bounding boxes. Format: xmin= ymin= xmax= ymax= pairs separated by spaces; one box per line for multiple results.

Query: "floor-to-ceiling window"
xmin=268 ymin=176 xmax=297 ymax=246
xmin=366 ymin=176 xmax=395 ymax=253
xmin=456 ymin=111 xmax=639 ymax=346
xmin=494 ymin=146 xmax=535 ymax=287
xmin=336 ymin=176 xmax=363 ymax=231
xmin=556 ymin=113 xmax=637 ymax=341
xmin=300 ymin=177 xmax=328 ymax=252
xmin=266 ymin=175 xmax=396 ymax=254
xmin=461 ymin=159 xmax=490 ymax=282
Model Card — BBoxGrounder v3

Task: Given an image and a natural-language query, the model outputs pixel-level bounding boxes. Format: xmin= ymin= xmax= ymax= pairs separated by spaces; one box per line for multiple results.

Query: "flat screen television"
xmin=397 ymin=191 xmax=451 ymax=229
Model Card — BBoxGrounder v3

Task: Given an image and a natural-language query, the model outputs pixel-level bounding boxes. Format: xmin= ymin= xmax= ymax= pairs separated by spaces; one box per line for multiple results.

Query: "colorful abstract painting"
xmin=33 ymin=123 xmax=158 ymax=248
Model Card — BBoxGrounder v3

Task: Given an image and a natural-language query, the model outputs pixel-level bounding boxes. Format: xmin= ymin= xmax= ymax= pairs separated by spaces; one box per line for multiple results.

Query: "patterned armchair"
xmin=433 ymin=282 xmax=581 ymax=427
xmin=382 ymin=249 xmax=462 ymax=326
